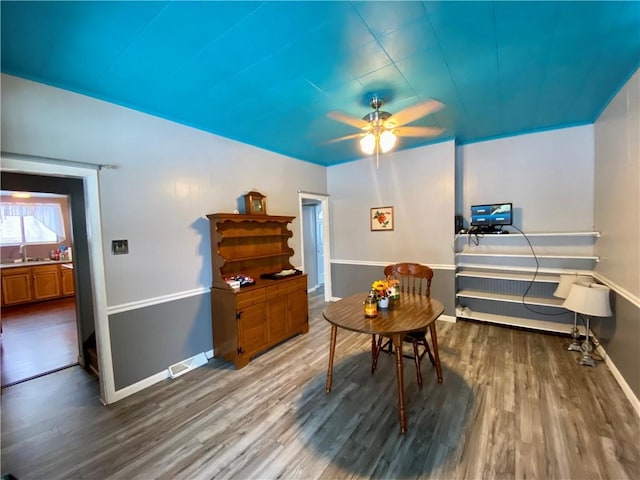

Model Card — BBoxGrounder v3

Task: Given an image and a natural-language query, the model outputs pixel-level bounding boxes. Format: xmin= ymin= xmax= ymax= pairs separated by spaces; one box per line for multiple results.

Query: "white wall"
xmin=458 ymin=125 xmax=595 ymax=232
xmin=594 ymin=69 xmax=640 ymax=298
xmin=1 ymin=74 xmax=327 ymax=306
xmin=327 ymin=140 xmax=456 ymax=267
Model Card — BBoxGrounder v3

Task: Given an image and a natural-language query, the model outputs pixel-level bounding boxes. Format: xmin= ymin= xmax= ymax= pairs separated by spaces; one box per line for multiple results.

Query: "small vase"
xmin=378 ymin=297 xmax=390 ymax=309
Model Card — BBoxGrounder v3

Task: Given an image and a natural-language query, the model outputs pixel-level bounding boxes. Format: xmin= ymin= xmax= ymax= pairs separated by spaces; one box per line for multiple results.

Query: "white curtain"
xmin=0 ymin=203 xmax=65 ymax=241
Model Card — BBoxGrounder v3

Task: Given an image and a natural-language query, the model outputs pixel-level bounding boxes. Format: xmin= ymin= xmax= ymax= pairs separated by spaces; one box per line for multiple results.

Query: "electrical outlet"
xmin=112 ymin=239 xmax=129 ymax=255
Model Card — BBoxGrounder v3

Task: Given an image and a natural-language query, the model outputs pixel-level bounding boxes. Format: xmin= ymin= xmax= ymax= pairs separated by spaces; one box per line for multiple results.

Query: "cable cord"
xmin=508 ymin=225 xmax=568 ymax=316
xmin=465 ymin=225 xmax=482 ymax=246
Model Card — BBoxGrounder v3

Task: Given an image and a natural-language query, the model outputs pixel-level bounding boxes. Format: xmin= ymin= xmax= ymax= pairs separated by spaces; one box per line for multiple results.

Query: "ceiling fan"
xmin=326 ymin=95 xmax=444 ymax=167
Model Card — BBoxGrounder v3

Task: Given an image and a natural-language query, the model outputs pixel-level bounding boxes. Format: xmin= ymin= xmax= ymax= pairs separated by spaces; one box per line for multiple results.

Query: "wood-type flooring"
xmin=1 ymin=288 xmax=639 ymax=479
xmin=1 ymin=297 xmax=78 ymax=387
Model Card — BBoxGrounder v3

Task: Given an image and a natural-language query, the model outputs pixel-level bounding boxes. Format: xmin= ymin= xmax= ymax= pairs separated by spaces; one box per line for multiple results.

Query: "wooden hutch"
xmin=207 ymin=213 xmax=308 ymax=369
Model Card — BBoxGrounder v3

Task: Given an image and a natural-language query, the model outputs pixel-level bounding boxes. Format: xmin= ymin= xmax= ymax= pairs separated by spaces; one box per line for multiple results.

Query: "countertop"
xmin=0 ymin=259 xmax=73 ymax=269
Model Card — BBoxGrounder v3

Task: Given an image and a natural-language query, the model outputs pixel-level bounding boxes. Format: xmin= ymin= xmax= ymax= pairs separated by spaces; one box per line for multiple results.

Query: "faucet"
xmin=19 ymin=244 xmax=27 ymax=261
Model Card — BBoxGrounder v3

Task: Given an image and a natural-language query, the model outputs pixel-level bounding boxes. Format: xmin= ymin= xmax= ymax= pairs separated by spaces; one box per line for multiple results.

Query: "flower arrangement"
xmin=371 ymin=278 xmax=400 ymax=300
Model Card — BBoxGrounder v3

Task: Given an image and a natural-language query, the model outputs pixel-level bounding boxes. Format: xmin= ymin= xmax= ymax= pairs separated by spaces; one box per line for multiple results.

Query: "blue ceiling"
xmin=2 ymin=1 xmax=639 ymax=166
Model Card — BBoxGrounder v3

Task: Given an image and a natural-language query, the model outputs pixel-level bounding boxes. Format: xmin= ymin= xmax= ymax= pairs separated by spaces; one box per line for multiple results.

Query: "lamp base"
xmin=567 ymin=325 xmax=582 ymax=352
xmin=579 ymin=353 xmax=596 ymax=367
xmin=579 ymin=334 xmax=596 ymax=367
xmin=568 ymin=342 xmax=582 ymax=352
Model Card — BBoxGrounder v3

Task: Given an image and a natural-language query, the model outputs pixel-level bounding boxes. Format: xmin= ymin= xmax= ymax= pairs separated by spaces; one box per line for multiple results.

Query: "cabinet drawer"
xmin=265 ymin=276 xmax=307 ymax=298
xmin=236 ymin=289 xmax=265 ymax=309
xmin=1 ymin=266 xmax=32 ymax=277
xmin=288 ymin=276 xmax=307 ymax=292
xmin=265 ymin=282 xmax=291 ymax=298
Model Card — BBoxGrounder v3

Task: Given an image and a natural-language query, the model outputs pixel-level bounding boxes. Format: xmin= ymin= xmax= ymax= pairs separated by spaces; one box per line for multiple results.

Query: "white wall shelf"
xmin=456 ymin=269 xmax=560 ymax=283
xmin=456 ymin=231 xmax=600 ymax=238
xmin=455 ymin=231 xmax=599 ymax=333
xmin=456 ymin=289 xmax=565 ymax=307
xmin=456 ymin=252 xmax=599 ymax=261
xmin=455 ymin=263 xmax=594 ymax=276
xmin=456 ymin=309 xmax=586 ymax=336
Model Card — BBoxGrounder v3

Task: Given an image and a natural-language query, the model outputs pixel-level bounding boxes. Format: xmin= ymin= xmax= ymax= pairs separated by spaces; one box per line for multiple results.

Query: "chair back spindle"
xmin=383 ymin=263 xmax=433 ymax=297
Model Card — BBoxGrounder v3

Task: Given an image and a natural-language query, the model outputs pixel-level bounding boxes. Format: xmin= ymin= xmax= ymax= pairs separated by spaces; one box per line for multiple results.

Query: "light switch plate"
xmin=112 ymin=239 xmax=129 ymax=255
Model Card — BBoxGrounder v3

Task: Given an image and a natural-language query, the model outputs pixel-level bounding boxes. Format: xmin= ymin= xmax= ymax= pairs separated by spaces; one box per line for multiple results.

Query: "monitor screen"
xmin=470 ymin=203 xmax=512 ymax=227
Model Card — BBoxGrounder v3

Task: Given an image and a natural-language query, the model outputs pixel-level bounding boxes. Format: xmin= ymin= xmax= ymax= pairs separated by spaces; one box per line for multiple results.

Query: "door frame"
xmin=297 ymin=191 xmax=331 ymax=302
xmin=1 ymin=155 xmax=114 ymax=404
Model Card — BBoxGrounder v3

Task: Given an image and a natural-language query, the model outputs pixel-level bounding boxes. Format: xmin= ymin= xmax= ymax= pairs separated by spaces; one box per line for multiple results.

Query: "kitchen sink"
xmin=3 ymin=257 xmax=51 ymax=265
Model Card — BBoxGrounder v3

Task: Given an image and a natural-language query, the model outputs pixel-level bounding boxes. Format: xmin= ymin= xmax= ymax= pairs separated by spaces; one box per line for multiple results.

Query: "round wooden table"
xmin=322 ymin=292 xmax=445 ymax=434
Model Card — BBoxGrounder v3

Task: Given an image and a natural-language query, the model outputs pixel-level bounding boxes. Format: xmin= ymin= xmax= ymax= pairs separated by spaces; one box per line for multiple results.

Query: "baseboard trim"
xmin=595 ymin=341 xmax=640 ymax=418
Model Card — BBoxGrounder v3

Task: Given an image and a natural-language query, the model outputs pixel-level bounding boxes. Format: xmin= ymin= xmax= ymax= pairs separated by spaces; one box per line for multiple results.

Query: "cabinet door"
xmin=1 ymin=268 xmax=33 ymax=305
xmin=288 ymin=288 xmax=309 ymax=333
xmin=237 ymin=303 xmax=267 ymax=358
xmin=61 ymin=267 xmax=75 ymax=296
xmin=32 ymin=265 xmax=61 ymax=300
xmin=265 ymin=294 xmax=288 ymax=341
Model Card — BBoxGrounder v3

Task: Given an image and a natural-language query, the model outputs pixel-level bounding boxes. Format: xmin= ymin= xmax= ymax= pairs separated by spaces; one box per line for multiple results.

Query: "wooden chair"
xmin=371 ymin=263 xmax=442 ymax=388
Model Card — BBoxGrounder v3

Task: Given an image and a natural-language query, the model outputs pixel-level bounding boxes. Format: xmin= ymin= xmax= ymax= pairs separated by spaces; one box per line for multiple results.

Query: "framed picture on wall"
xmin=370 ymin=206 xmax=394 ymax=231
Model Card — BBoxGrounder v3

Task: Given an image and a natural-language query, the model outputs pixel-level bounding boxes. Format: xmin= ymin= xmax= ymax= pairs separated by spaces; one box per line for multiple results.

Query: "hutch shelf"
xmin=207 ymin=213 xmax=308 ymax=369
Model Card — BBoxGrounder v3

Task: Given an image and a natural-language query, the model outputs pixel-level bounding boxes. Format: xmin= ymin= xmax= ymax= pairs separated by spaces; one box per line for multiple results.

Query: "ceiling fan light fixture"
xmin=360 ymin=133 xmax=376 ymax=155
xmin=379 ymin=130 xmax=397 ymax=153
xmin=328 ymin=95 xmax=444 ymax=163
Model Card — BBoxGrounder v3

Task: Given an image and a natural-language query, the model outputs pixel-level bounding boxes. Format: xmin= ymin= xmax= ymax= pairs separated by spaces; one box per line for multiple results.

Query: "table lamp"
xmin=554 ymin=273 xmax=593 ymax=352
xmin=562 ymin=282 xmax=612 ymax=367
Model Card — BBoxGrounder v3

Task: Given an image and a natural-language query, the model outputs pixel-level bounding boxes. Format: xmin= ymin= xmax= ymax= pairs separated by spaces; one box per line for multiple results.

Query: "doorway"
xmin=0 ymin=161 xmax=112 ymax=404
xmin=298 ymin=192 xmax=331 ymax=302
xmin=301 ymin=201 xmax=323 ymax=290
xmin=0 ymin=190 xmax=80 ymax=386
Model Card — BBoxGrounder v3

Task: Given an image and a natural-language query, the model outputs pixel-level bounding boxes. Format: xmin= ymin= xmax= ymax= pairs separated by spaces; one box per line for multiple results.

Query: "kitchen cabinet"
xmin=1 ymin=266 xmax=33 ymax=305
xmin=61 ymin=264 xmax=75 ymax=296
xmin=207 ymin=213 xmax=309 ymax=369
xmin=32 ymin=264 xmax=61 ymax=300
xmin=1 ymin=262 xmax=75 ymax=306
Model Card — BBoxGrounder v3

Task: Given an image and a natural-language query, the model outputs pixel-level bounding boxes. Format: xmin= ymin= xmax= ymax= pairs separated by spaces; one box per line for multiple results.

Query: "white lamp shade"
xmin=379 ymin=130 xmax=397 ymax=153
xmin=563 ymin=282 xmax=612 ymax=317
xmin=553 ymin=274 xmax=593 ymax=298
xmin=360 ymin=133 xmax=376 ymax=155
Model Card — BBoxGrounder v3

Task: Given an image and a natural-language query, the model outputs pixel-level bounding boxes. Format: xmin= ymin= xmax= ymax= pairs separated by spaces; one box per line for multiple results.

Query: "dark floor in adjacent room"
xmin=1 ymin=296 xmax=78 ymax=387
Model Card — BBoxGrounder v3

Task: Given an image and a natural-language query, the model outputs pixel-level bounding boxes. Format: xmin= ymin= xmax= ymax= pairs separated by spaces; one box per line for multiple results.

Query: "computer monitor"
xmin=470 ymin=203 xmax=512 ymax=232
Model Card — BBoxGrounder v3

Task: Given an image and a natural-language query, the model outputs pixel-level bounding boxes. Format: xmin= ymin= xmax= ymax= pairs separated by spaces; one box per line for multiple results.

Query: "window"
xmin=0 ymin=202 xmax=65 ymax=245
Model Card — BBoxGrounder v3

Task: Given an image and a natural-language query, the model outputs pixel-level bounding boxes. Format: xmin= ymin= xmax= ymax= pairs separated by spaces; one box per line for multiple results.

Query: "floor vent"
xmin=167 ymin=352 xmax=208 ymax=379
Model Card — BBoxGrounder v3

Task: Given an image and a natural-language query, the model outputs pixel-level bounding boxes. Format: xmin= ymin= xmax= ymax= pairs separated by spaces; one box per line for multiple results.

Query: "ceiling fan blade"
xmin=324 ymin=132 xmax=364 ymax=144
xmin=385 ymin=99 xmax=444 ymax=127
xmin=393 ymin=126 xmax=445 ymax=137
xmin=327 ymin=111 xmax=370 ymax=130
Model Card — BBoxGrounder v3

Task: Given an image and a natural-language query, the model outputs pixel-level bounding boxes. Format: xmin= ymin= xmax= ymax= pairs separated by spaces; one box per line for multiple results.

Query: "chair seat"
xmin=404 ymin=330 xmax=426 ymax=340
